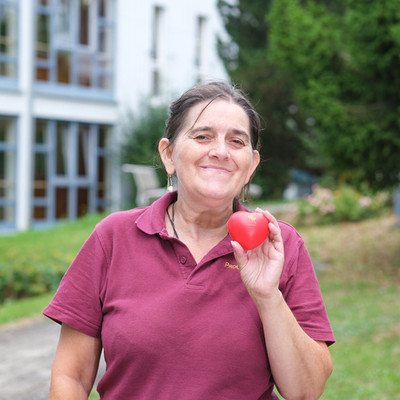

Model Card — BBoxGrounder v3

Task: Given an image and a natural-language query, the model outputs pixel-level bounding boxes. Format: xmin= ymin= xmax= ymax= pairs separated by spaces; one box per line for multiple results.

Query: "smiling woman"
xmin=43 ymin=81 xmax=335 ymax=400
xmin=158 ymin=98 xmax=260 ymax=211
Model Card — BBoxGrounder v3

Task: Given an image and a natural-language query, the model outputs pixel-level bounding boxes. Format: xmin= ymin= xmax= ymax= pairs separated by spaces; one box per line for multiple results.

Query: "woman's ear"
xmin=246 ymin=150 xmax=260 ymax=184
xmin=158 ymin=138 xmax=175 ymax=175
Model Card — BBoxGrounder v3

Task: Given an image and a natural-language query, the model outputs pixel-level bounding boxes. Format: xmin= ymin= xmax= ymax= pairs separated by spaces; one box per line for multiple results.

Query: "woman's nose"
xmin=209 ymin=139 xmax=230 ymax=159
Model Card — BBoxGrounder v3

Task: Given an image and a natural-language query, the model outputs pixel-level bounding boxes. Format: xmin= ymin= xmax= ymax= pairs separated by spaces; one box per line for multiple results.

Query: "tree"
xmin=121 ymin=103 xmax=168 ymax=164
xmin=268 ymin=0 xmax=400 ymax=190
xmin=120 ymin=101 xmax=169 ymax=177
xmin=119 ymin=101 xmax=169 ymax=207
xmin=217 ymin=0 xmax=314 ymax=198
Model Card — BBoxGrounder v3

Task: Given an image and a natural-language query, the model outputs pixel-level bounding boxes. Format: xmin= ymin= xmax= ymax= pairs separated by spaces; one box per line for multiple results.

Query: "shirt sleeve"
xmin=278 ymin=222 xmax=336 ymax=345
xmin=42 ymin=227 xmax=107 ymax=338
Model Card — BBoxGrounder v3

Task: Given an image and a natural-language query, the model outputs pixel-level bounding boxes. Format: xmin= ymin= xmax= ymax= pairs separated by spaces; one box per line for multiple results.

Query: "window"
xmin=151 ymin=6 xmax=163 ymax=61
xmin=0 ymin=117 xmax=16 ymax=228
xmin=33 ymin=119 xmax=111 ymax=224
xmin=35 ymin=0 xmax=115 ymax=93
xmin=0 ymin=0 xmax=18 ymax=81
xmin=194 ymin=15 xmax=207 ymax=83
xmin=150 ymin=5 xmax=164 ymax=97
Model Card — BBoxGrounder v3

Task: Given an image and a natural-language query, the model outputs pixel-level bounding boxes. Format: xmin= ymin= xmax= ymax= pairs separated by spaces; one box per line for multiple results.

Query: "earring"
xmin=241 ymin=186 xmax=246 ymax=202
xmin=167 ymin=174 xmax=174 ymax=192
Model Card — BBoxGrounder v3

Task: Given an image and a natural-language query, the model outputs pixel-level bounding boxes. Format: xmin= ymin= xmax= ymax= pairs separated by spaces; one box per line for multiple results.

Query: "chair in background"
xmin=121 ymin=164 xmax=167 ymax=207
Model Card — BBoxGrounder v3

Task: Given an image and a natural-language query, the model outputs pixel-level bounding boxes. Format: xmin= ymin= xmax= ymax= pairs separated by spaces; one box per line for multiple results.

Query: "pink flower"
xmin=320 ymin=204 xmax=336 ymax=215
xmin=359 ymin=196 xmax=372 ymax=207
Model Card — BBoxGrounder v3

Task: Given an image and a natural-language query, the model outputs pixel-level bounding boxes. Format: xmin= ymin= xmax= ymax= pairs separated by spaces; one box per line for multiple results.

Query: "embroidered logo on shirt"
xmin=248 ymin=214 xmax=257 ymax=225
xmin=225 ymin=261 xmax=239 ymax=270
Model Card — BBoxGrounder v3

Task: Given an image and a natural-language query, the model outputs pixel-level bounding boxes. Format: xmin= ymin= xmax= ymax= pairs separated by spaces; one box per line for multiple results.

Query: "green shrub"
xmin=120 ymin=101 xmax=169 ymax=171
xmin=0 ymin=259 xmax=67 ymax=303
xmin=297 ymin=184 xmax=390 ymax=225
xmin=0 ymin=213 xmax=104 ymax=303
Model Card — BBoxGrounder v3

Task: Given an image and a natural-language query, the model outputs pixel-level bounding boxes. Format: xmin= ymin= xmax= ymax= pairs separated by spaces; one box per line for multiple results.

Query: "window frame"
xmin=32 ymin=118 xmax=112 ymax=227
xmin=0 ymin=115 xmax=17 ymax=230
xmin=0 ymin=0 xmax=19 ymax=88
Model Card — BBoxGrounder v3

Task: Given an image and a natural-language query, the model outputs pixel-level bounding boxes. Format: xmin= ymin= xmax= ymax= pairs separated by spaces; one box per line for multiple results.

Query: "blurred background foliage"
xmin=216 ymin=0 xmax=400 ymax=196
xmin=297 ymin=184 xmax=391 ymax=225
xmin=120 ymin=101 xmax=169 ymax=171
xmin=267 ymin=0 xmax=400 ymax=191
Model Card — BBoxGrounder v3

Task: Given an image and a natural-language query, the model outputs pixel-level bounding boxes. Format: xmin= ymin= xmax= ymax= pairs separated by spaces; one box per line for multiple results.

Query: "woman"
xmin=44 ymin=81 xmax=335 ymax=399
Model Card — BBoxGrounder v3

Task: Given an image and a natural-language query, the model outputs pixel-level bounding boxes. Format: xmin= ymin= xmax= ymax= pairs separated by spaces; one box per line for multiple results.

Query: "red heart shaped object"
xmin=227 ymin=211 xmax=270 ymax=250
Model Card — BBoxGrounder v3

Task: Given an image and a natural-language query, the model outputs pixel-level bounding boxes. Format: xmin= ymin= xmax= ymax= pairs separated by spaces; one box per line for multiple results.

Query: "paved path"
xmin=0 ymin=317 xmax=105 ymax=400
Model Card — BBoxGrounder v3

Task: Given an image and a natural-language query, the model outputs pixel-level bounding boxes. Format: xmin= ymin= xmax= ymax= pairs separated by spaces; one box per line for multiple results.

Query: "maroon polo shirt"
xmin=43 ymin=191 xmax=335 ymax=399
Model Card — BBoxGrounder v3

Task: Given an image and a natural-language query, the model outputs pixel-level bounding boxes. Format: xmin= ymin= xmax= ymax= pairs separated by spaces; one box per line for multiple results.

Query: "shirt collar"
xmin=136 ymin=191 xmax=249 ymax=237
xmin=136 ymin=191 xmax=177 ymax=236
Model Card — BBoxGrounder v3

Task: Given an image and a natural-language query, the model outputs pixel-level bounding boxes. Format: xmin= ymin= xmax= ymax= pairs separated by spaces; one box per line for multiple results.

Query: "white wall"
xmin=115 ymin=0 xmax=228 ymax=114
xmin=15 ymin=0 xmax=35 ymax=231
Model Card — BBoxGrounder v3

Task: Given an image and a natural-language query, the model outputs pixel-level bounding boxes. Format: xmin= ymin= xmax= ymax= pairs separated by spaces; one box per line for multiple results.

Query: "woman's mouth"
xmin=201 ymin=165 xmax=231 ymax=174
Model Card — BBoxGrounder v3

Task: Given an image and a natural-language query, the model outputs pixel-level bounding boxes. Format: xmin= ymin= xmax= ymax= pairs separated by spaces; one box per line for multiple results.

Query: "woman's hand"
xmin=232 ymin=210 xmax=333 ymax=399
xmin=231 ymin=208 xmax=284 ymax=301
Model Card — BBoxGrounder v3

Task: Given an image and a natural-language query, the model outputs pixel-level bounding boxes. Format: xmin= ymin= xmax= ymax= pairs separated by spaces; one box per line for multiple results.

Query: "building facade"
xmin=0 ymin=0 xmax=227 ymax=232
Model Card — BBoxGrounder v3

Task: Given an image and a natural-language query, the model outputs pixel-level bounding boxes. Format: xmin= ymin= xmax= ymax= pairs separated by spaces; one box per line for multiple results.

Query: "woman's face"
xmin=160 ymin=99 xmax=260 ymax=205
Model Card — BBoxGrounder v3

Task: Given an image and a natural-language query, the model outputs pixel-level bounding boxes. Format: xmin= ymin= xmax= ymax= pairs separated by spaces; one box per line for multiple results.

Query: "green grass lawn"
xmin=1 ymin=211 xmax=399 ymax=399
xmin=0 ymin=213 xmax=106 ymax=265
xmin=294 ymin=214 xmax=400 ymax=400
xmin=320 ymin=280 xmax=400 ymax=399
xmin=0 ymin=292 xmax=54 ymax=325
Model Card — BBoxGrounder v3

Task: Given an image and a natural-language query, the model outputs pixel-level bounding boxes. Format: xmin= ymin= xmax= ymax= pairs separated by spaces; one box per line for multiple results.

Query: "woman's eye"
xmin=194 ymin=135 xmax=208 ymax=141
xmin=231 ymin=138 xmax=245 ymax=146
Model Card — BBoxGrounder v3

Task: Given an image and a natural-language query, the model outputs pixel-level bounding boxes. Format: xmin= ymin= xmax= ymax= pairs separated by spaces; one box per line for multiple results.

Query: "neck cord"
xmin=166 ymin=202 xmax=179 ymax=239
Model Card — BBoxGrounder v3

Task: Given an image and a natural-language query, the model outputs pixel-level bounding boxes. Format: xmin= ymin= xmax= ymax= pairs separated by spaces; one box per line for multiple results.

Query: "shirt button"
xmin=179 ymin=256 xmax=187 ymax=264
